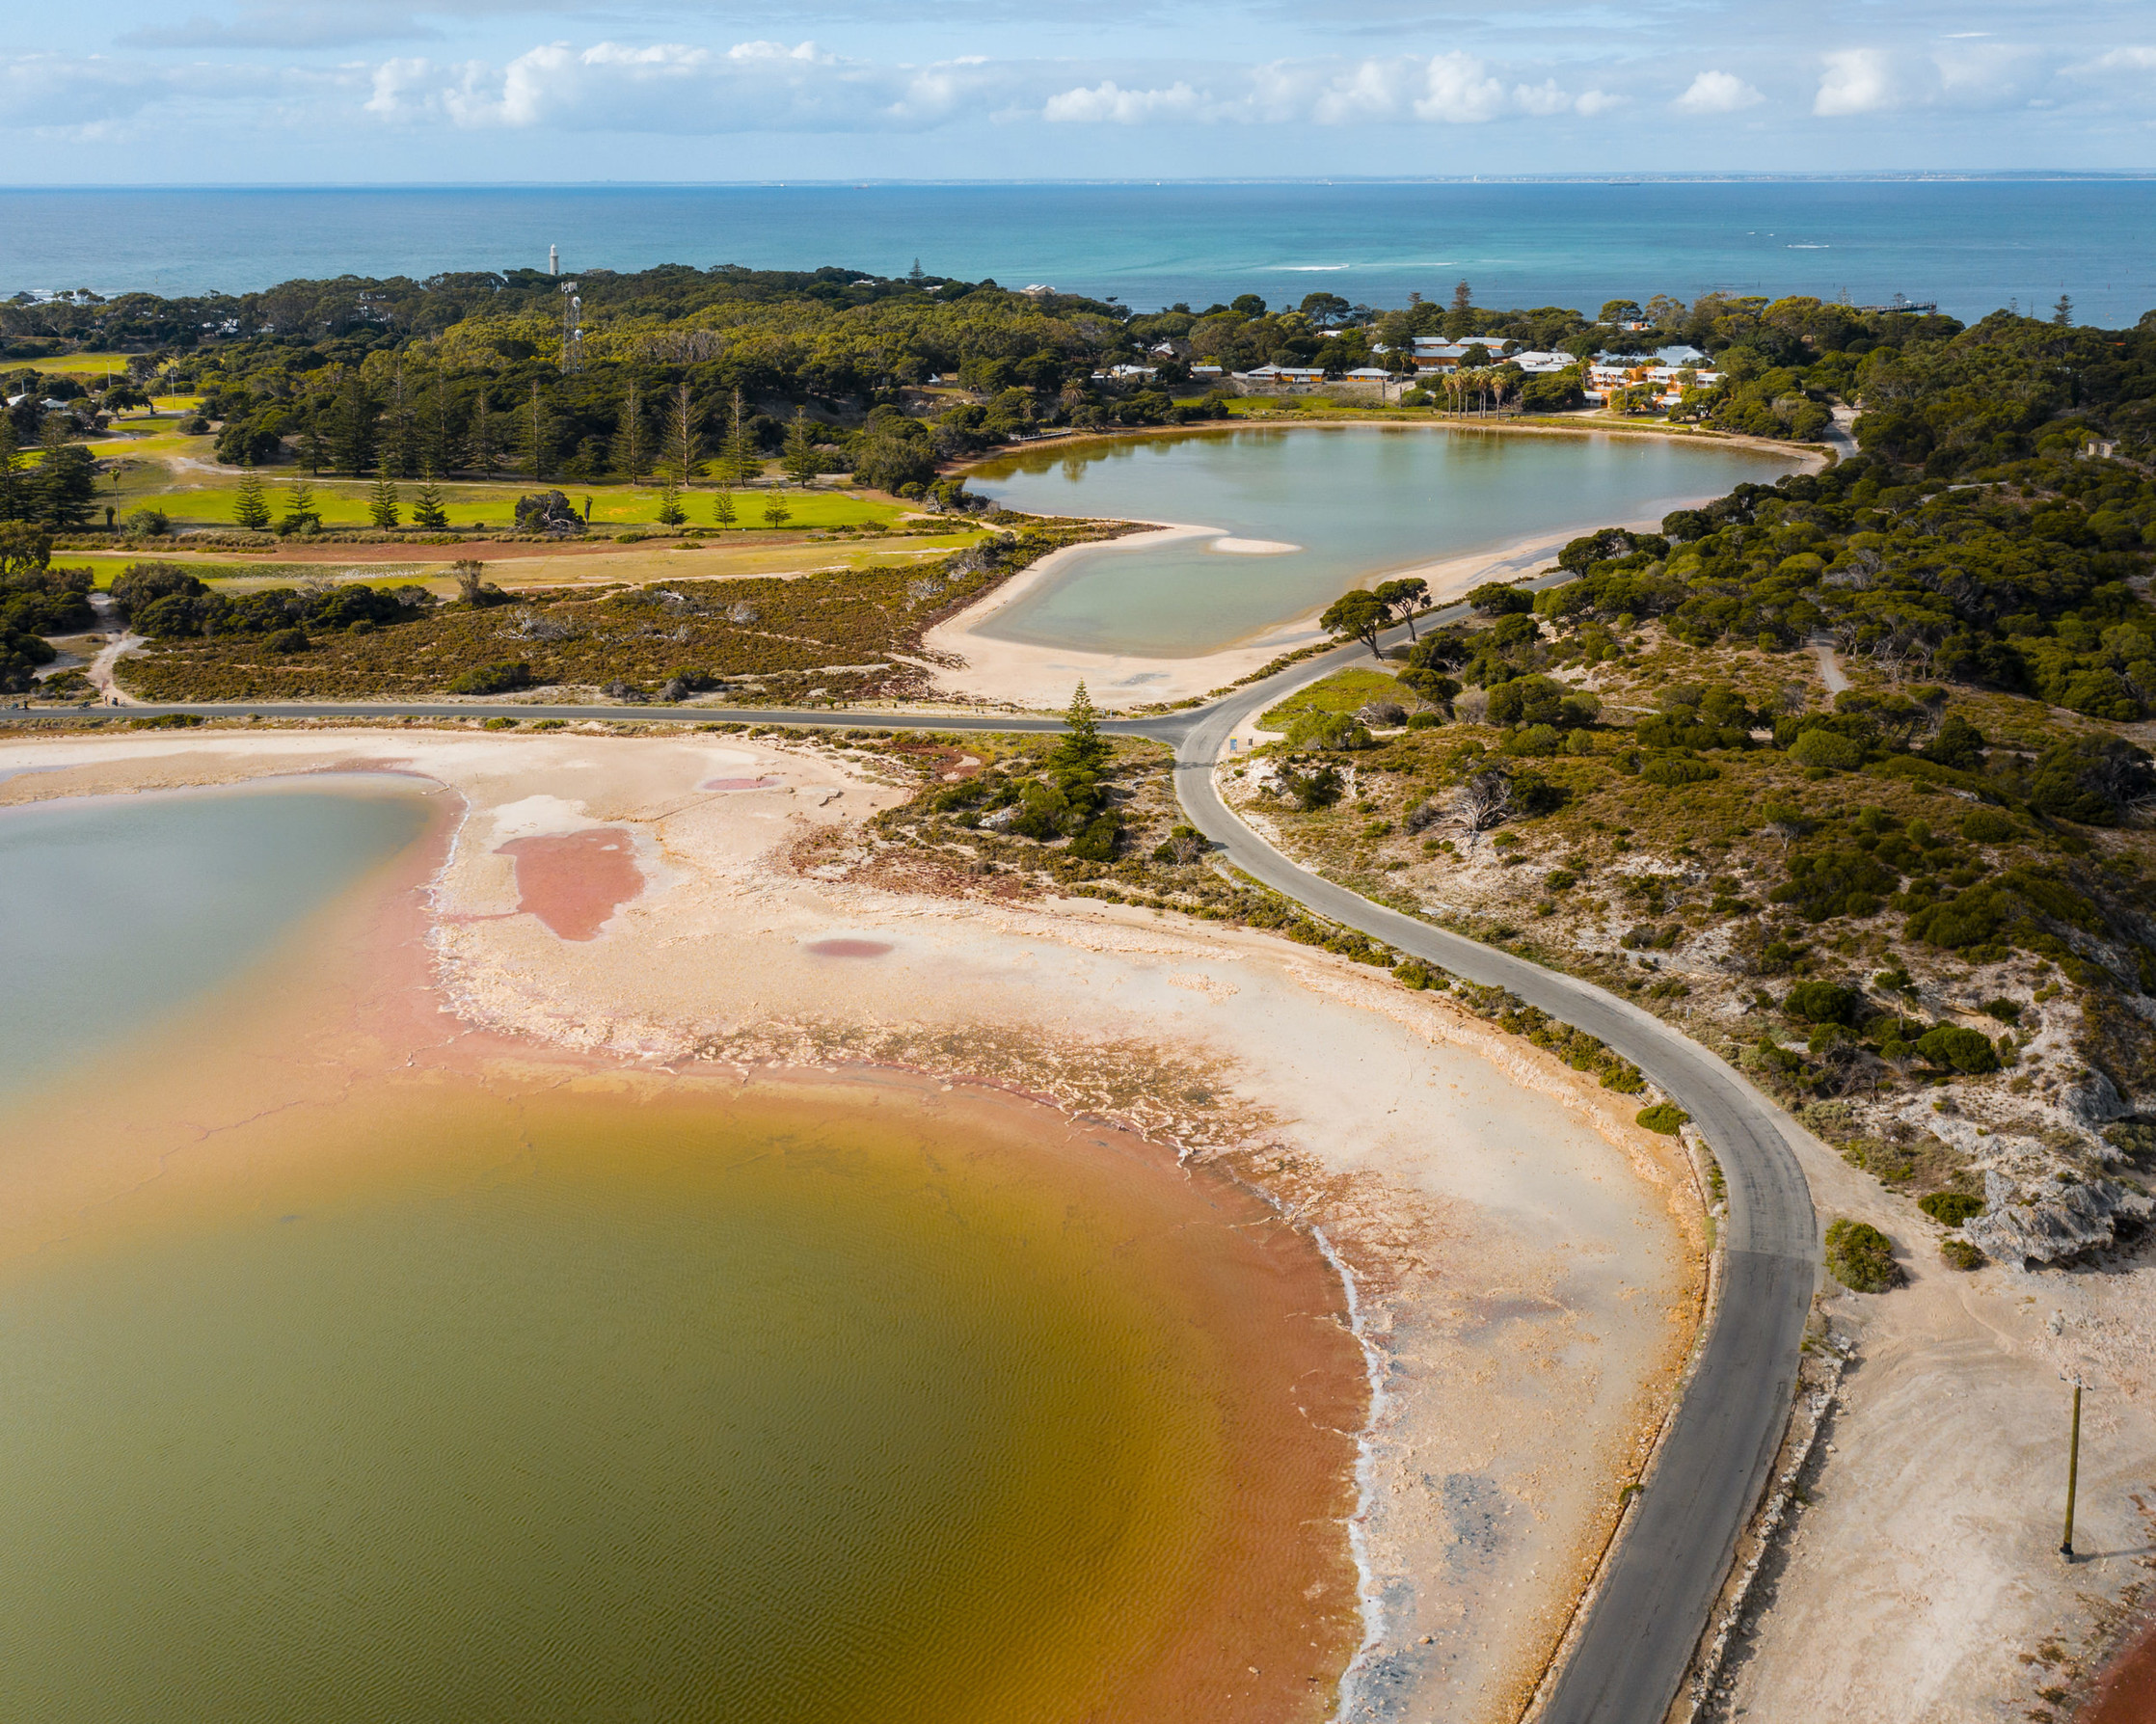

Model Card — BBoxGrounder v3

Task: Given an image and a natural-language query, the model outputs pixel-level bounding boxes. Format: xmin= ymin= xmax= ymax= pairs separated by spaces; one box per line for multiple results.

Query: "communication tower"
xmin=560 ymin=282 xmax=583 ymax=373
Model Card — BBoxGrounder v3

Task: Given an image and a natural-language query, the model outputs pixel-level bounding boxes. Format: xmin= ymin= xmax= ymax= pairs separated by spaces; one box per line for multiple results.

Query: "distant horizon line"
xmin=5 ymin=171 xmax=2156 ymax=192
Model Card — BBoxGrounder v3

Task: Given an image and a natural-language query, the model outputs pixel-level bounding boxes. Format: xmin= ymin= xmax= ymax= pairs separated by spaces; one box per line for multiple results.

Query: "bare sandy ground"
xmin=0 ymin=724 xmax=1703 ymax=1724
xmin=1712 ymin=1127 xmax=2156 ymax=1724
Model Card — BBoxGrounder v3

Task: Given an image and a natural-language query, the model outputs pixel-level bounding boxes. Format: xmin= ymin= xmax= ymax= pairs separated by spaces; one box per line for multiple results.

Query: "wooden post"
xmin=2061 ymin=1382 xmax=2083 ymax=1559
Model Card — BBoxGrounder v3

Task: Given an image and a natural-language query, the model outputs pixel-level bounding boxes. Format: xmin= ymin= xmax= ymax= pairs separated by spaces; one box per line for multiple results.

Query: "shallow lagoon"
xmin=0 ymin=780 xmax=1361 ymax=1723
xmin=968 ymin=424 xmax=1799 ymax=657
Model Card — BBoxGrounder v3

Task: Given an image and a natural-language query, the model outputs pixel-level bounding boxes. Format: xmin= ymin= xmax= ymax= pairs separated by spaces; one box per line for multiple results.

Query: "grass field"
xmin=1256 ymin=666 xmax=1405 ymax=731
xmin=80 ymin=444 xmax=914 ymax=532
xmin=6 ymin=351 xmax=142 ymax=376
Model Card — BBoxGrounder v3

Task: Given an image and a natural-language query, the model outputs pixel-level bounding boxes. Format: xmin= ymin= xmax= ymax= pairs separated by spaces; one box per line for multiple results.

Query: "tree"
xmin=762 ymin=495 xmax=792 ymax=528
xmin=0 ymin=418 xmax=21 ymax=523
xmin=472 ymin=394 xmax=498 ymax=475
xmin=1466 ymin=580 xmax=1533 ymax=616
xmin=35 ymin=444 xmax=96 ymax=529
xmin=1052 ymin=680 xmax=1108 ymax=773
xmin=233 ymin=457 xmax=271 ymax=531
xmin=1600 ymin=299 xmax=1644 ymax=325
xmin=1452 ymin=767 xmax=1513 ymax=834
xmin=656 ymin=476 xmax=686 ymax=526
xmin=1374 ymin=576 xmax=1428 ymax=639
xmin=368 ymin=465 xmax=401 ymax=529
xmin=328 ymin=373 xmax=379 ymax=475
xmin=412 ymin=473 xmax=449 ymax=530
xmin=1299 ymin=290 xmax=1351 ymax=325
xmin=782 ymin=406 xmax=821 ymax=487
xmin=611 ymin=381 xmax=650 ymax=482
xmin=298 ymin=402 xmax=329 ymax=474
xmin=669 ymin=381 xmax=699 ymax=487
xmin=712 ymin=490 xmax=736 ymax=527
xmin=2052 ymin=294 xmax=2073 ymax=327
xmin=522 ymin=382 xmax=552 ymax=480
xmin=1321 ymin=588 xmax=1388 ymax=657
xmin=279 ymin=475 xmax=319 ymax=535
xmin=720 ymin=389 xmax=759 ymax=487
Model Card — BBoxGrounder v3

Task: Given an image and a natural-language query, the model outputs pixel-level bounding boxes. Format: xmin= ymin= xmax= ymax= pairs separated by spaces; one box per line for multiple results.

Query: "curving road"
xmin=2 ymin=595 xmax=1817 ymax=1723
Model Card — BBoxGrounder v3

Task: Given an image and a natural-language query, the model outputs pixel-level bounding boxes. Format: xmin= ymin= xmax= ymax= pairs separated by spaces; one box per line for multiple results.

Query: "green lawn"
xmin=111 ymin=471 xmax=910 ymax=532
xmin=7 ymin=351 xmax=142 ymax=376
xmin=1255 ymin=665 xmax=1404 ymax=732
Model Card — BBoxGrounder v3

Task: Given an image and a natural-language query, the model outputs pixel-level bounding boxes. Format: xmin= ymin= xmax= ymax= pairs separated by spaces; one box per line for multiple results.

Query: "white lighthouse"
xmin=549 ymin=245 xmax=559 ymax=277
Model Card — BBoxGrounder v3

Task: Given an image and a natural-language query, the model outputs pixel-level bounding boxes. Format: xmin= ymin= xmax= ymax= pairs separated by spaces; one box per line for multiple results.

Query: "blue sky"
xmin=6 ymin=0 xmax=2153 ymax=181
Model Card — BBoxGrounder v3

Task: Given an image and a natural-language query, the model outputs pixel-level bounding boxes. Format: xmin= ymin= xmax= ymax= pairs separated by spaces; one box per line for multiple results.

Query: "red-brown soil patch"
xmin=804 ymin=939 xmax=893 ymax=958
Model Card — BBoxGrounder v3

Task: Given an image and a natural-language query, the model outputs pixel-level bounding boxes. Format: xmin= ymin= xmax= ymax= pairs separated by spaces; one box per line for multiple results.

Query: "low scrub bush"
xmin=1918 ymin=1191 xmax=1985 ymax=1226
xmin=1635 ymin=1102 xmax=1689 ymax=1135
xmin=1939 ymin=1238 xmax=1985 ymax=1271
xmin=1825 ymin=1218 xmax=1902 ymax=1292
xmin=446 ymin=659 xmax=532 ymax=695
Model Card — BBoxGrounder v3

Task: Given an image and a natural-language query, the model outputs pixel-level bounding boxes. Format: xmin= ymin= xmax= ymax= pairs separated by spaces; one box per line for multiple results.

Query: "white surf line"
xmin=1313 ymin=1223 xmax=1389 ymax=1723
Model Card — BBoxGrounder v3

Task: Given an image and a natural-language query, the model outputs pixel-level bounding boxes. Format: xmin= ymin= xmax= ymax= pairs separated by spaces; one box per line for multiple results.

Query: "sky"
xmin=5 ymin=0 xmax=2154 ymax=182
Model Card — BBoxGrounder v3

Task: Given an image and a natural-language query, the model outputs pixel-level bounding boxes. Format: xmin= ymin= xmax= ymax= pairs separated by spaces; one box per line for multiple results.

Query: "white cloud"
xmin=1574 ymin=88 xmax=1623 ymax=117
xmin=1673 ymin=69 xmax=1763 ymax=115
xmin=365 ymin=38 xmax=998 ymax=131
xmin=1413 ymin=51 xmax=1508 ymax=122
xmin=1042 ymin=79 xmax=1201 ymax=123
xmin=1815 ymin=48 xmax=1897 ymax=116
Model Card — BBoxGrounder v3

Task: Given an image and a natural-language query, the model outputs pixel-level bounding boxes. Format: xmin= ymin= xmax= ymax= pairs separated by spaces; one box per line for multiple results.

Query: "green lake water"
xmin=0 ymin=778 xmax=431 ymax=1097
xmin=0 ymin=782 xmax=1345 ymax=1723
xmin=968 ymin=425 xmax=1798 ymax=658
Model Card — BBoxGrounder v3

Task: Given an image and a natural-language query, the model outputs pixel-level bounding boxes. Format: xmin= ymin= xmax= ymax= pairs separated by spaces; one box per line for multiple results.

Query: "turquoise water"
xmin=6 ymin=181 xmax=2153 ymax=323
xmin=968 ymin=424 xmax=1796 ymax=657
xmin=0 ymin=779 xmax=430 ymax=1097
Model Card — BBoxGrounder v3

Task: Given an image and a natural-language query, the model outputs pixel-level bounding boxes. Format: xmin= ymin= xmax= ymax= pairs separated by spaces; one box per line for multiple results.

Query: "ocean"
xmin=6 ymin=179 xmax=2154 ymax=325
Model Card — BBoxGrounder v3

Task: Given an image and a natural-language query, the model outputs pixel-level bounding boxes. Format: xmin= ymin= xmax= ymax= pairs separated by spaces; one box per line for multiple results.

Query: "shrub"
xmin=1788 ymin=728 xmax=1868 ymax=770
xmin=1638 ymin=753 xmax=1718 ymax=786
xmin=1914 ymin=1024 xmax=2001 ymax=1073
xmin=1824 ymin=1218 xmax=1902 ymax=1292
xmin=1939 ymin=1238 xmax=1985 ymax=1271
xmin=1277 ymin=761 xmax=1344 ymax=810
xmin=1635 ymin=1102 xmax=1689 ymax=1135
xmin=1784 ymin=981 xmax=1862 ymax=1025
xmin=263 ymin=627 xmax=309 ymax=654
xmin=122 ymin=506 xmax=172 ymax=537
xmin=1980 ymin=998 xmax=2022 ymax=1025
xmin=1285 ymin=709 xmax=1373 ymax=750
xmin=1959 ymin=808 xmax=2018 ymax=844
xmin=1919 ymin=1191 xmax=1985 ymax=1226
xmin=445 ymin=659 xmax=533 ymax=695
xmin=1068 ymin=815 xmax=1122 ymax=862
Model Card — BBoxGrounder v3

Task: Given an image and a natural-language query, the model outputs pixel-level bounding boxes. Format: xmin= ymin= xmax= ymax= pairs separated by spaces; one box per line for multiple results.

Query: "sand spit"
xmin=0 ymin=726 xmax=1704 ymax=1724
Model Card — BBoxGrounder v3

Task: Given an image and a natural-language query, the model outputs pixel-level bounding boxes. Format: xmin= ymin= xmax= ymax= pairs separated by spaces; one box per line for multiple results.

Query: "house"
xmin=1582 ymin=361 xmax=1722 ymax=407
xmin=1192 ymin=364 xmax=1225 ymax=379
xmin=1341 ymin=367 xmax=1393 ymax=384
xmin=1409 ymin=337 xmax=1521 ymax=373
xmin=1508 ymin=351 xmax=1578 ymax=375
xmin=1095 ymin=364 xmax=1158 ymax=383
xmin=1242 ymin=364 xmax=1326 ymax=385
xmin=1147 ymin=342 xmax=1178 ymax=358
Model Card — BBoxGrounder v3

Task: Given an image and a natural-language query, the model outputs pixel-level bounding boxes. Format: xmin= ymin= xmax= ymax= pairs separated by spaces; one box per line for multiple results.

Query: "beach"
xmin=0 ymin=721 xmax=1705 ymax=1722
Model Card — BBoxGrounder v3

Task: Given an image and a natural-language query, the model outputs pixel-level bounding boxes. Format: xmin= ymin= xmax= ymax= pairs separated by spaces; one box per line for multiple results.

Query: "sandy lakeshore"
xmin=0 ymin=723 xmax=1705 ymax=1723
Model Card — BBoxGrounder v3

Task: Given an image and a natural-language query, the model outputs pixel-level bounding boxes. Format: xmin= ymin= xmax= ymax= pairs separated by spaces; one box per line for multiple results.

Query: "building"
xmin=1581 ymin=361 xmax=1722 ymax=408
xmin=1408 ymin=337 xmax=1522 ymax=373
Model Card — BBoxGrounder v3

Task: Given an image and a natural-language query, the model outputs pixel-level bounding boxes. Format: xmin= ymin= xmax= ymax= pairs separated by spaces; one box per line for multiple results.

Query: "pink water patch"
xmin=804 ymin=938 xmax=893 ymax=958
xmin=702 ymin=775 xmax=786 ymax=793
xmin=494 ymin=828 xmax=643 ymax=942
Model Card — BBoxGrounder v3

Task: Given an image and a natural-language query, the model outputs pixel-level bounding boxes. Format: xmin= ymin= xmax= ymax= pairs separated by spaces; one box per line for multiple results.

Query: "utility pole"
xmin=2061 ymin=1379 xmax=2084 ymax=1560
xmin=560 ymin=282 xmax=582 ymax=374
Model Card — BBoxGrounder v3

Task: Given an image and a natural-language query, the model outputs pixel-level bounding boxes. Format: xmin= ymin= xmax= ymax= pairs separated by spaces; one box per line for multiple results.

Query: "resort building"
xmin=1581 ymin=360 xmax=1722 ymax=407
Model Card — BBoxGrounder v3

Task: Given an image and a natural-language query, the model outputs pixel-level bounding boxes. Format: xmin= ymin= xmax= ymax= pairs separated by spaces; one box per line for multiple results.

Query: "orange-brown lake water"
xmin=0 ymin=778 xmax=1363 ymax=1724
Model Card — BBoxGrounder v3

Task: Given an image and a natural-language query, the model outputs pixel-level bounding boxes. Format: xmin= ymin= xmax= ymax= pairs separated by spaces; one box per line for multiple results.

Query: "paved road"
xmin=3 ymin=583 xmax=1817 ymax=1722
xmin=1169 ymin=646 xmax=1816 ymax=1724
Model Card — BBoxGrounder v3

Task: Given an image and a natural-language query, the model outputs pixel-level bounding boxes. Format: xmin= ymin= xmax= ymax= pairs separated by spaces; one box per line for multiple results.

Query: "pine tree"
xmin=1052 ymin=680 xmax=1107 ymax=773
xmin=472 ymin=395 xmax=498 ymax=476
xmin=523 ymin=383 xmax=552 ymax=480
xmin=722 ymin=389 xmax=759 ymax=487
xmin=782 ymin=406 xmax=820 ymax=487
xmin=413 ymin=471 xmax=449 ymax=531
xmin=328 ymin=374 xmax=379 ymax=475
xmin=657 ymin=476 xmax=686 ymax=526
xmin=2053 ymin=294 xmax=2074 ymax=326
xmin=0 ymin=417 xmax=21 ymax=523
xmin=712 ymin=490 xmax=736 ymax=527
xmin=299 ymin=401 xmax=329 ymax=474
xmin=233 ymin=456 xmax=271 ymax=531
xmin=368 ymin=465 xmax=402 ymax=529
xmin=279 ymin=475 xmax=318 ymax=535
xmin=761 ymin=495 xmax=791 ymax=529
xmin=611 ymin=381 xmax=649 ymax=482
xmin=669 ymin=381 xmax=699 ymax=487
